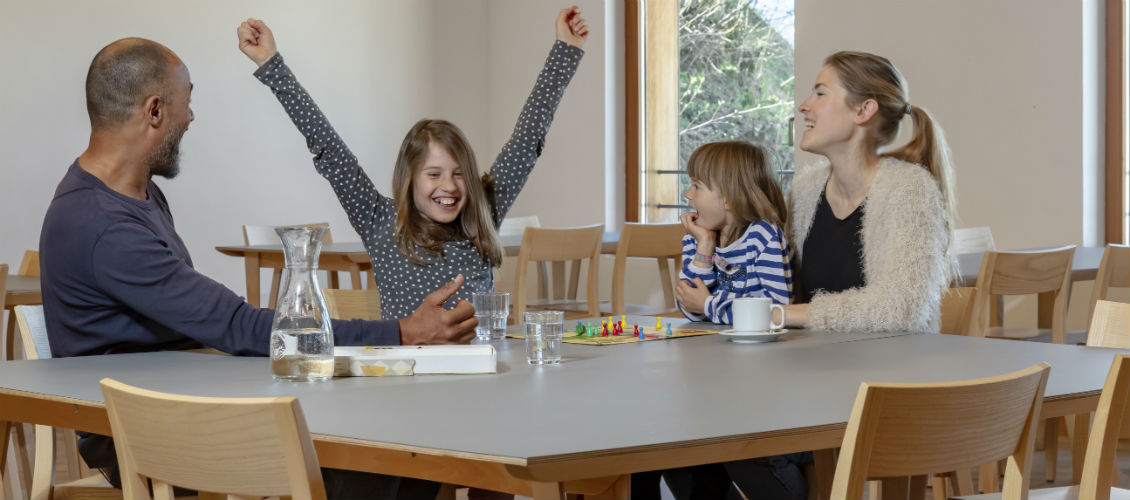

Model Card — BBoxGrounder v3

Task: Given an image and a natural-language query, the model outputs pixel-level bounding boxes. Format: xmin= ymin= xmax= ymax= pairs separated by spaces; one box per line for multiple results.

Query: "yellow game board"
xmin=508 ymin=316 xmax=718 ymax=345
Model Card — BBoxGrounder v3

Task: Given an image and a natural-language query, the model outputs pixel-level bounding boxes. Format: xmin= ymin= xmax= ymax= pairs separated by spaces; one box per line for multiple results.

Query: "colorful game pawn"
xmin=575 ymin=323 xmax=585 ymax=335
xmin=601 ymin=323 xmax=609 ymax=336
xmin=633 ymin=325 xmax=639 ymax=337
xmin=666 ymin=323 xmax=673 ymax=336
xmin=638 ymin=327 xmax=645 ymax=339
xmin=620 ymin=315 xmax=626 ymax=328
xmin=613 ymin=323 xmax=621 ymax=336
xmin=655 ymin=317 xmax=662 ymax=330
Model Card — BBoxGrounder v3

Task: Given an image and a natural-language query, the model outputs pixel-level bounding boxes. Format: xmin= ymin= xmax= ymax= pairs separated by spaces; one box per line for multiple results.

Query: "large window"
xmin=629 ymin=0 xmax=795 ymax=223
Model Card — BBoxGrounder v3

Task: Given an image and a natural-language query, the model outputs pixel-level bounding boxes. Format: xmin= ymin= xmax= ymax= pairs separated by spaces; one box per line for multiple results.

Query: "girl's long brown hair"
xmin=823 ymin=51 xmax=957 ymax=264
xmin=686 ymin=141 xmax=791 ymax=250
xmin=392 ymin=119 xmax=502 ymax=267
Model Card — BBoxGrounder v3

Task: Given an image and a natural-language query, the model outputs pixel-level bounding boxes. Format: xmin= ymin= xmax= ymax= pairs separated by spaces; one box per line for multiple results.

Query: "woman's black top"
xmin=796 ymin=190 xmax=866 ymax=303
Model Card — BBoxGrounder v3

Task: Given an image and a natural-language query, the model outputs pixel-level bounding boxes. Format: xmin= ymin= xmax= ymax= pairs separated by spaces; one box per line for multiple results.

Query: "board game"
xmin=508 ymin=315 xmax=718 ymax=345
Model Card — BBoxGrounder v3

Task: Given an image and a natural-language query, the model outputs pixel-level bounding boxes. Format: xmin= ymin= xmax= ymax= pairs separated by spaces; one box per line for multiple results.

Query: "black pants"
xmin=631 ymin=452 xmax=810 ymax=500
xmin=80 ymin=432 xmax=440 ymax=499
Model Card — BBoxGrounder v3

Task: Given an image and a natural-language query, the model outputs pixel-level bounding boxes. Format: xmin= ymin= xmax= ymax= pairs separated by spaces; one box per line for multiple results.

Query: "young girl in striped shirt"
xmin=676 ymin=141 xmax=792 ymax=324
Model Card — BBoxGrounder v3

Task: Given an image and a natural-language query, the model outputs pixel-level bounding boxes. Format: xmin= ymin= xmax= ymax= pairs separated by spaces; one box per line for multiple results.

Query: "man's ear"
xmin=854 ymin=98 xmax=879 ymax=125
xmin=142 ymin=95 xmax=163 ymax=128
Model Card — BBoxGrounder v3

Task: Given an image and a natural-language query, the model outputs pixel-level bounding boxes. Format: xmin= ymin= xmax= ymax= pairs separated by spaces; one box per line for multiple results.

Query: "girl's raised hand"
xmin=556 ymin=6 xmax=589 ymax=48
xmin=238 ymin=18 xmax=278 ymax=67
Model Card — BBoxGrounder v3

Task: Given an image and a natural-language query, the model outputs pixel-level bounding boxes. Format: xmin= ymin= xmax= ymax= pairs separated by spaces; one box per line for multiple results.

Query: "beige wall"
xmin=794 ymin=0 xmax=1111 ymax=329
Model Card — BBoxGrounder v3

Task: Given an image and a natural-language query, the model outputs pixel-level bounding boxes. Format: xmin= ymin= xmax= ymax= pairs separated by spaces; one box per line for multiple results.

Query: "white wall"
xmin=794 ymin=0 xmax=1110 ymax=328
xmin=0 ymin=0 xmax=613 ymax=304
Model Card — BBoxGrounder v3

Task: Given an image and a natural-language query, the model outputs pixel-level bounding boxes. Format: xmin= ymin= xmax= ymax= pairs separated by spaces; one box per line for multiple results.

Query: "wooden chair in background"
xmin=323 ymin=288 xmax=382 ymax=320
xmin=13 ymin=305 xmax=121 ymax=500
xmin=829 ymin=363 xmax=1049 ymax=500
xmin=951 ymin=226 xmax=997 ymax=256
xmin=1085 ymin=244 xmax=1129 ymax=335
xmin=243 ymin=223 xmax=345 ymax=308
xmin=967 ymin=246 xmax=1077 ymax=344
xmin=499 ymin=216 xmax=550 ymax=300
xmin=100 ymin=378 xmax=326 ymax=499
xmin=17 ymin=251 xmax=38 ymax=277
xmin=607 ymin=223 xmax=684 ymax=316
xmin=513 ymin=224 xmax=604 ymax=321
xmin=960 ymin=355 xmax=1130 ymax=500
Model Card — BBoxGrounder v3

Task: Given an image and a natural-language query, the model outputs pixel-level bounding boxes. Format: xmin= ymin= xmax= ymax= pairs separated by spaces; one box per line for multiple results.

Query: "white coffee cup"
xmin=732 ymin=297 xmax=785 ymax=332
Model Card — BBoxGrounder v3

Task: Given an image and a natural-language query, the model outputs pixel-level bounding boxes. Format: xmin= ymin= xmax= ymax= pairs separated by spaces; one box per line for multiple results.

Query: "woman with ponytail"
xmin=783 ymin=51 xmax=956 ymax=333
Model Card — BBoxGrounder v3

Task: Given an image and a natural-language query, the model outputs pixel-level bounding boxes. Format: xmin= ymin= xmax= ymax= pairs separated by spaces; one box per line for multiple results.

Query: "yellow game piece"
xmin=621 ymin=315 xmax=626 ymax=328
xmin=655 ymin=318 xmax=662 ymax=330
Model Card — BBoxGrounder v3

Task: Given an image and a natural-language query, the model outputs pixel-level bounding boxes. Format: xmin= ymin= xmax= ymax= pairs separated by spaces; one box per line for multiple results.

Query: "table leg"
xmin=811 ymin=448 xmax=836 ymax=500
xmin=1072 ymin=412 xmax=1090 ymax=483
xmin=2 ymin=420 xmax=13 ymax=500
xmin=244 ymin=253 xmax=261 ymax=308
xmin=4 ymin=312 xmax=14 ymax=361
xmin=530 ymin=481 xmax=565 ymax=500
xmin=1044 ymin=417 xmax=1059 ymax=482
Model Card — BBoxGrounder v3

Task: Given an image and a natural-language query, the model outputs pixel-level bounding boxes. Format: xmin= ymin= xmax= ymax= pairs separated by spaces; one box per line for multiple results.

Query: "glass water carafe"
xmin=270 ymin=226 xmax=334 ymax=381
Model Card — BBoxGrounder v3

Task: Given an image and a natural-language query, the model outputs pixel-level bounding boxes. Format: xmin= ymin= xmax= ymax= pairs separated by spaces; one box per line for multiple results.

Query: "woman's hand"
xmin=679 ymin=212 xmax=717 ymax=256
xmin=238 ymin=18 xmax=278 ymax=67
xmin=676 ymin=278 xmax=710 ymax=314
xmin=556 ymin=6 xmax=589 ymax=48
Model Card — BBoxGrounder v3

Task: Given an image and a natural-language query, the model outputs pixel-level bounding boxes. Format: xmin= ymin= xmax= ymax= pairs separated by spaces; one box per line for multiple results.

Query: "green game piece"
xmin=575 ymin=323 xmax=585 ymax=335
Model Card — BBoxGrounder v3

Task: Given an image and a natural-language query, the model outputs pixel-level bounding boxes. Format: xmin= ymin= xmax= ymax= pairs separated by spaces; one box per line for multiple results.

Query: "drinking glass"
xmin=472 ymin=292 xmax=510 ymax=341
xmin=270 ymin=226 xmax=334 ymax=382
xmin=524 ymin=310 xmax=563 ymax=365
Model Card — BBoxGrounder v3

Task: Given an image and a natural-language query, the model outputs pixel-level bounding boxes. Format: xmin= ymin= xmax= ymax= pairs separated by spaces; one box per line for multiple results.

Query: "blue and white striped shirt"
xmin=678 ymin=221 xmax=792 ymax=324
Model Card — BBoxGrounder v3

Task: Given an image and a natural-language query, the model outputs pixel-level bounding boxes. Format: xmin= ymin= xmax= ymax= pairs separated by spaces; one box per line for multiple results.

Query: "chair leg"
xmin=929 ymin=474 xmax=949 ymax=500
xmin=810 ymin=448 xmax=836 ymax=500
xmin=866 ymin=479 xmax=882 ymax=499
xmin=952 ymin=469 xmax=974 ymax=496
xmin=978 ymin=461 xmax=1000 ymax=493
xmin=1044 ymin=417 xmax=1059 ymax=482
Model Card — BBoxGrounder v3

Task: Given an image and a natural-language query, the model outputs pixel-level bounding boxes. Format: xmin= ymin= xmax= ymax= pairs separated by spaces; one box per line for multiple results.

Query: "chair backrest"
xmin=1078 ymin=354 xmax=1130 ymax=499
xmin=100 ymin=378 xmax=326 ymax=500
xmin=611 ymin=223 xmax=684 ymax=315
xmin=966 ymin=246 xmax=1075 ymax=342
xmin=498 ymin=215 xmax=541 ymax=237
xmin=1087 ymin=244 xmax=1130 ymax=323
xmin=0 ymin=263 xmax=7 ymax=313
xmin=19 ymin=250 xmax=39 ymax=276
xmin=323 ymin=288 xmax=382 ymax=320
xmin=1086 ymin=300 xmax=1130 ymax=349
xmin=938 ymin=287 xmax=975 ymax=335
xmin=243 ymin=222 xmax=334 ymax=245
xmin=951 ymin=226 xmax=997 ymax=255
xmin=15 ymin=305 xmax=51 ymax=360
xmin=513 ymin=224 xmax=604 ymax=319
xmin=830 ymin=363 xmax=1049 ymax=500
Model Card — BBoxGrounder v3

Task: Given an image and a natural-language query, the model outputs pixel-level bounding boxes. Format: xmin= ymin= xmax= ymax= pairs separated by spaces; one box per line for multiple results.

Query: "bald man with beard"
xmin=39 ymin=37 xmax=465 ymax=499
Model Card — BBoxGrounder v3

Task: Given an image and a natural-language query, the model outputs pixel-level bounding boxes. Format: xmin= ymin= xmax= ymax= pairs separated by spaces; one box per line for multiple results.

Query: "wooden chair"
xmin=607 ymin=223 xmax=684 ymax=316
xmin=18 ymin=250 xmax=39 ymax=277
xmin=967 ymin=246 xmax=1077 ymax=344
xmin=1087 ymin=300 xmax=1130 ymax=350
xmin=939 ymin=287 xmax=976 ymax=335
xmin=243 ymin=222 xmax=343 ymax=308
xmin=498 ymin=216 xmax=550 ymax=300
xmin=323 ymin=288 xmax=382 ymax=320
xmin=513 ymin=224 xmax=604 ymax=321
xmin=100 ymin=378 xmax=326 ymax=499
xmin=830 ymin=363 xmax=1049 ymax=500
xmin=1085 ymin=244 xmax=1130 ymax=336
xmin=12 ymin=305 xmax=121 ymax=500
xmin=958 ymin=355 xmax=1130 ymax=500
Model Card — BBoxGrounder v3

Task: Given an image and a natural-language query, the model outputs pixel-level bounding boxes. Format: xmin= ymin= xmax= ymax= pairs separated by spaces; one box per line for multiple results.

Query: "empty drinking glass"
xmin=472 ymin=292 xmax=510 ymax=341
xmin=524 ymin=310 xmax=563 ymax=365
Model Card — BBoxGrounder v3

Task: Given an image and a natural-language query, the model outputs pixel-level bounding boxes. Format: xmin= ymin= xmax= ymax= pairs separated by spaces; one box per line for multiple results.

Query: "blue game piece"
xmin=666 ymin=323 xmax=673 ymax=336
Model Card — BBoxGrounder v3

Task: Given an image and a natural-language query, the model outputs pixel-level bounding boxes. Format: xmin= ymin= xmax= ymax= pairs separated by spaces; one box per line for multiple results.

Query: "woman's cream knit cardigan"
xmin=790 ymin=157 xmax=949 ymax=332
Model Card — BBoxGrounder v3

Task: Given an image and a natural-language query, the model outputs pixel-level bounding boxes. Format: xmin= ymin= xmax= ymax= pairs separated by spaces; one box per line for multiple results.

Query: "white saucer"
xmin=719 ymin=329 xmax=788 ymax=343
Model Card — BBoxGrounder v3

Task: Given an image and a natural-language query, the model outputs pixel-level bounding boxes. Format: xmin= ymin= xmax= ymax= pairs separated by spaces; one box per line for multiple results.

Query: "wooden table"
xmin=215 ymin=233 xmax=622 ymax=307
xmin=0 ymin=330 xmax=1121 ymax=499
xmin=215 ymin=244 xmax=374 ymax=307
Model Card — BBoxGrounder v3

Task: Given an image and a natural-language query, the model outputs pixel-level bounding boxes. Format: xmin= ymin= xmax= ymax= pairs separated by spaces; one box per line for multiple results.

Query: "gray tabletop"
xmin=0 ymin=332 xmax=1122 ymax=462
